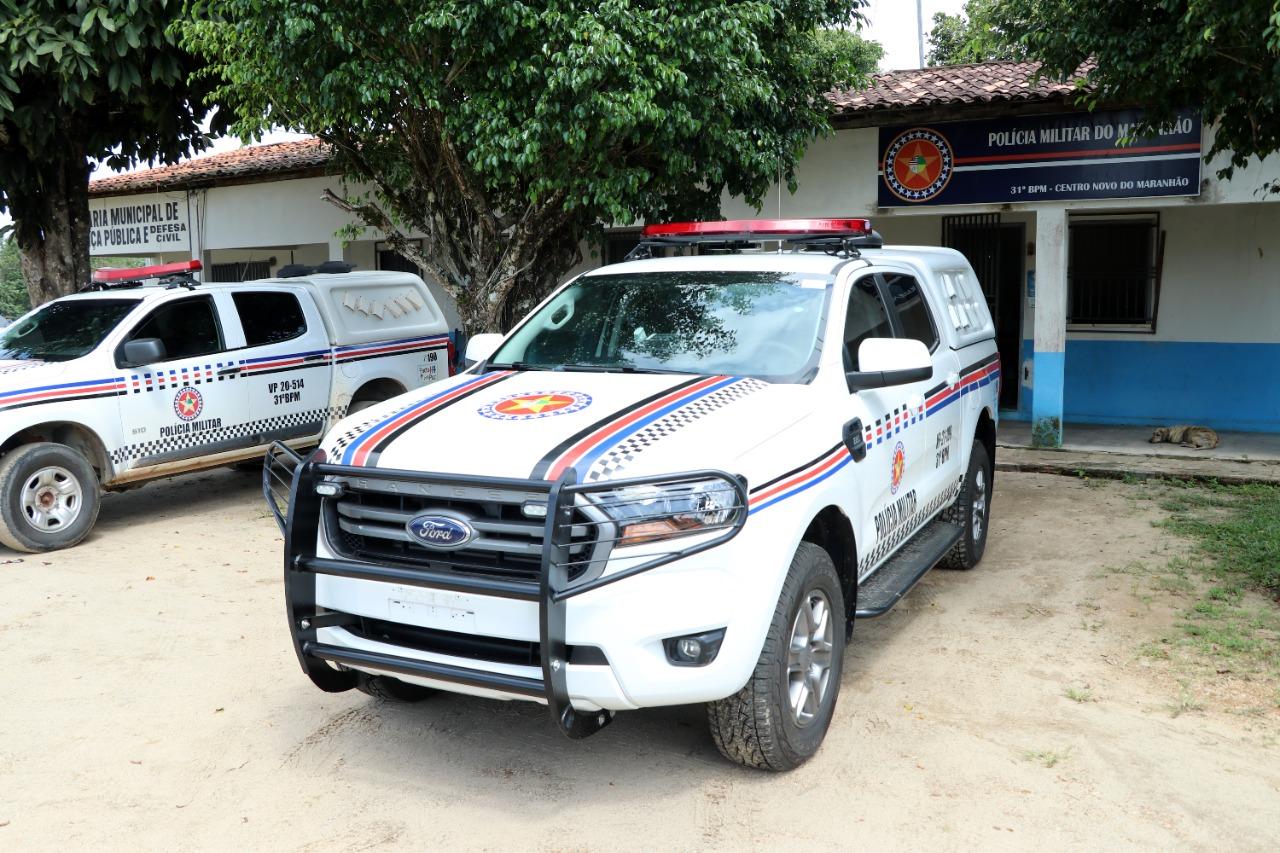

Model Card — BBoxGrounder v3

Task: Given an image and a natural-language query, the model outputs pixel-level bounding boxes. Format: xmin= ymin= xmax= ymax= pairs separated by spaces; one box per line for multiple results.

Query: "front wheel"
xmin=707 ymin=542 xmax=845 ymax=771
xmin=941 ymin=441 xmax=991 ymax=569
xmin=0 ymin=442 xmax=101 ymax=553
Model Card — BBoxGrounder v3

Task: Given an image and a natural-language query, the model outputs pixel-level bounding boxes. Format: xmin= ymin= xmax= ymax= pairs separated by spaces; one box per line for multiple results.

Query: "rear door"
xmin=115 ymin=294 xmax=250 ymax=469
xmin=230 ymin=287 xmax=334 ymax=443
xmin=879 ymin=271 xmax=964 ymax=515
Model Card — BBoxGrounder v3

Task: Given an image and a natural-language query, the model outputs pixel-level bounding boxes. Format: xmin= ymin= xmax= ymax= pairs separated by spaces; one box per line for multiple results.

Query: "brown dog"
xmin=1149 ymin=425 xmax=1220 ymax=449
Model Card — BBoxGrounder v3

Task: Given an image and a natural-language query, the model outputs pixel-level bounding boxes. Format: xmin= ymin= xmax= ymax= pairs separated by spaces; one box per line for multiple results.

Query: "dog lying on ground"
xmin=1149 ymin=425 xmax=1220 ymax=449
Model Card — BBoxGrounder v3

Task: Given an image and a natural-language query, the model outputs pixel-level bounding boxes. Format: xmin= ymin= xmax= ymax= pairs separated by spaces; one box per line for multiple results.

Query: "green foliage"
xmin=927 ymin=0 xmax=1023 ymax=66
xmin=0 ymin=0 xmax=223 ymax=203
xmin=0 ymin=1 xmax=225 ymax=301
xmin=993 ymin=0 xmax=1280 ymax=187
xmin=180 ymin=1 xmax=878 ymax=331
xmin=0 ymin=237 xmax=30 ymax=318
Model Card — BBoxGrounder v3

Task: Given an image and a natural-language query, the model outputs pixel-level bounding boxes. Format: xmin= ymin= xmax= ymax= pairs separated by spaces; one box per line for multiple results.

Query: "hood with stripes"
xmin=323 ymin=369 xmax=815 ymax=485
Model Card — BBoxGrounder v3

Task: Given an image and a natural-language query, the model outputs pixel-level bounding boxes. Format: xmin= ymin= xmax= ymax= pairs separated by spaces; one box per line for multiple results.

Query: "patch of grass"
xmin=1063 ymin=686 xmax=1095 ymax=703
xmin=1129 ymin=481 xmax=1280 ymax=678
xmin=1166 ymin=684 xmax=1206 ymax=718
xmin=1160 ymin=482 xmax=1280 ymax=597
xmin=1022 ymin=748 xmax=1070 ymax=768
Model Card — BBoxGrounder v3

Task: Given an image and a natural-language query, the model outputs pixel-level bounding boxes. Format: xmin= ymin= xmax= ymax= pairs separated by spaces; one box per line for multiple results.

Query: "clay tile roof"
xmin=89 ymin=62 xmax=1096 ymax=196
xmin=89 ymin=138 xmax=331 ymax=197
xmin=828 ymin=60 xmax=1091 ymax=118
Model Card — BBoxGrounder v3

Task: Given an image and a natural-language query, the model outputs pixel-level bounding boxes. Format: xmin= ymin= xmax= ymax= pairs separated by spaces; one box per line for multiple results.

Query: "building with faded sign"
xmin=88 ymin=61 xmax=1280 ymax=442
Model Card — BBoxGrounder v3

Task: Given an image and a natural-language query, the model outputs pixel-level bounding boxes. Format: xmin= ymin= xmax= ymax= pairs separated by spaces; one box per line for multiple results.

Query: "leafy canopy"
xmin=994 ymin=0 xmax=1280 ymax=184
xmin=181 ymin=1 xmax=877 ymax=330
xmin=0 ymin=0 xmax=223 ymax=218
xmin=927 ymin=0 xmax=1023 ymax=66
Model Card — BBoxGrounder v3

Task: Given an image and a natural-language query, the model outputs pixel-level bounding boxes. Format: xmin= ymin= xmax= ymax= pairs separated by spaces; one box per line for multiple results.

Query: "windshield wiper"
xmin=559 ymin=363 xmax=695 ymax=375
xmin=486 ymin=361 xmax=544 ymax=371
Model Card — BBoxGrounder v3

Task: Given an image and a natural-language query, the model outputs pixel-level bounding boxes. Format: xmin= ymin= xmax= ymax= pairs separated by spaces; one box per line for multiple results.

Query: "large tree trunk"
xmin=12 ymin=136 xmax=93 ymax=308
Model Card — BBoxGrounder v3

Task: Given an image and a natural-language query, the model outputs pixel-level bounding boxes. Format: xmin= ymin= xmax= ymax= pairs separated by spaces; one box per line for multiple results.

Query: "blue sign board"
xmin=877 ymin=108 xmax=1201 ymax=207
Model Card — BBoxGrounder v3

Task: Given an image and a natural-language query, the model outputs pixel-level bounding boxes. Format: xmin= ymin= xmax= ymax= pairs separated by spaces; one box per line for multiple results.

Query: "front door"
xmin=116 ymin=294 xmax=250 ymax=470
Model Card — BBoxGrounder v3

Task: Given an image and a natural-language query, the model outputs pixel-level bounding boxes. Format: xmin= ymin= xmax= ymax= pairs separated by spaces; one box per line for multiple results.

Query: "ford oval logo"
xmin=405 ymin=514 xmax=474 ymax=549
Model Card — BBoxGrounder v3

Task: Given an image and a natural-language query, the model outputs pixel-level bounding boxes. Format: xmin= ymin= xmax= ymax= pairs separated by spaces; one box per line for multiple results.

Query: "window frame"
xmin=840 ymin=272 xmax=896 ymax=375
xmin=114 ymin=293 xmax=227 ymax=367
xmin=1066 ymin=212 xmax=1164 ymax=333
xmin=230 ymin=289 xmax=309 ymax=348
xmin=877 ymin=271 xmax=941 ymax=354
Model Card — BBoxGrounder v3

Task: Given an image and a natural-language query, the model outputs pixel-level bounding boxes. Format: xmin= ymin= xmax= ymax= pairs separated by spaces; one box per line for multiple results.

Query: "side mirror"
xmin=464 ymin=332 xmax=504 ymax=367
xmin=121 ymin=337 xmax=167 ymax=366
xmin=847 ymin=338 xmax=932 ymax=390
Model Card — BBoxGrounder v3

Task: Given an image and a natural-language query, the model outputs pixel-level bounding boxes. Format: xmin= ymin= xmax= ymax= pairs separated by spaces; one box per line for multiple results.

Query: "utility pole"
xmin=916 ymin=0 xmax=925 ymax=67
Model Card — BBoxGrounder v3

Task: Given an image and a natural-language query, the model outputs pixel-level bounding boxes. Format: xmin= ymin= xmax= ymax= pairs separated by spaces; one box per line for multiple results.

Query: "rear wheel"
xmin=354 ymin=673 xmax=435 ymax=702
xmin=707 ymin=542 xmax=845 ymax=771
xmin=0 ymin=442 xmax=101 ymax=553
xmin=941 ymin=441 xmax=991 ymax=570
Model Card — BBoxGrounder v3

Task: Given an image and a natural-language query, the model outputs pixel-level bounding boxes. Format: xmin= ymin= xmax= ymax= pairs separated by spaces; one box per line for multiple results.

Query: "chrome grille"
xmin=323 ymin=476 xmax=613 ymax=583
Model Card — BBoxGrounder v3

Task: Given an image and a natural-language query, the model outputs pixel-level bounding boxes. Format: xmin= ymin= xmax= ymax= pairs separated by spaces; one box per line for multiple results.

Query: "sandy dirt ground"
xmin=1 ymin=469 xmax=1277 ymax=851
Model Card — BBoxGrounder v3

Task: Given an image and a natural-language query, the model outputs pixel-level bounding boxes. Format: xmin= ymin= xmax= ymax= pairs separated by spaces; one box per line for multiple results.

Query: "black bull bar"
xmin=263 ymin=442 xmax=746 ymax=739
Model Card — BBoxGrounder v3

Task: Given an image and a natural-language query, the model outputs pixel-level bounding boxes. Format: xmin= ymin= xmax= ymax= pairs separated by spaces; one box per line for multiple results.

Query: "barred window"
xmin=209 ymin=260 xmax=271 ymax=282
xmin=1067 ymin=213 xmax=1162 ymax=330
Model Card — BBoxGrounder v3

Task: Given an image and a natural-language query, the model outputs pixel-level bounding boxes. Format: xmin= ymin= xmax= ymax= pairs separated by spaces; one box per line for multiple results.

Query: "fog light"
xmin=663 ymin=628 xmax=726 ymax=667
xmin=314 ymin=481 xmax=345 ymax=498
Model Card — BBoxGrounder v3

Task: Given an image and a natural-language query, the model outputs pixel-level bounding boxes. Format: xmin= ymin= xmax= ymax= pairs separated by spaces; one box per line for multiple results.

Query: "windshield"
xmin=0 ymin=298 xmax=140 ymax=362
xmin=490 ymin=271 xmax=832 ymax=383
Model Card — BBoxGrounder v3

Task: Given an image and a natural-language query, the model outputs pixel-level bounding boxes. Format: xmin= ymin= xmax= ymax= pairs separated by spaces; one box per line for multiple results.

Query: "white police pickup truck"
xmin=266 ymin=219 xmax=1000 ymax=770
xmin=0 ymin=260 xmax=452 ymax=553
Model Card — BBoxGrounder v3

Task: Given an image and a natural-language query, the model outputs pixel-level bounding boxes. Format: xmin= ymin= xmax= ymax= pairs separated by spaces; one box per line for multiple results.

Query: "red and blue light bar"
xmin=91 ymin=259 xmax=202 ymax=284
xmin=641 ymin=218 xmax=873 ymax=239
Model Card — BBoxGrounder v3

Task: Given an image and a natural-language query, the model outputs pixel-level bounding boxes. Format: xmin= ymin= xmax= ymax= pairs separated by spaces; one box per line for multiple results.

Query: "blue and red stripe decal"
xmin=748 ymin=444 xmax=853 ymax=515
xmin=0 ymin=376 xmax=128 ymax=411
xmin=531 ymin=375 xmax=740 ymax=480
xmin=332 ymin=334 xmax=451 ymax=365
xmin=925 ymin=354 xmax=1001 ymax=418
xmin=751 ymin=352 xmax=1001 ymax=514
xmin=341 ymin=371 xmax=514 ymax=467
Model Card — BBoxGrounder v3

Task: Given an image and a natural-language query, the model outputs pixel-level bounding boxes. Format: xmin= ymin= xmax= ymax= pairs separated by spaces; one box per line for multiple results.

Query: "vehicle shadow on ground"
xmin=265 ymin=586 xmax=951 ymax=799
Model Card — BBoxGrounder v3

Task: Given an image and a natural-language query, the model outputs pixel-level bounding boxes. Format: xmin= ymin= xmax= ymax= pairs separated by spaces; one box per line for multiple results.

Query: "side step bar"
xmin=854 ymin=519 xmax=964 ymax=618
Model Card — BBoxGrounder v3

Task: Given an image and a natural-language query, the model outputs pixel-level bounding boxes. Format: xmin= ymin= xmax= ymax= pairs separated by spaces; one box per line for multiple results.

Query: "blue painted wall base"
xmin=1030 ymin=349 xmax=1065 ymax=446
xmin=1017 ymin=339 xmax=1280 ymax=433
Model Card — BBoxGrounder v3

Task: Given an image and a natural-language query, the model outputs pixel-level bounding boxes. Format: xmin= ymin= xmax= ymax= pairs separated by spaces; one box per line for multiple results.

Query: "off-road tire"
xmin=354 ymin=673 xmax=435 ymax=702
xmin=707 ymin=542 xmax=845 ymax=771
xmin=940 ymin=441 xmax=991 ymax=570
xmin=0 ymin=442 xmax=101 ymax=553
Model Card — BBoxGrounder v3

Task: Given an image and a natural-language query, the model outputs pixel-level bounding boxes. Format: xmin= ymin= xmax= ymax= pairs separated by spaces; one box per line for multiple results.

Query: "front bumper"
xmin=264 ymin=443 xmax=748 ymax=739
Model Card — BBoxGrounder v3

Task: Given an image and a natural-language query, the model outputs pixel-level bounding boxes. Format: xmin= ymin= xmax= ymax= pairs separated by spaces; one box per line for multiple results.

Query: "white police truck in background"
xmin=0 ymin=260 xmax=452 ymax=553
xmin=266 ymin=219 xmax=1000 ymax=771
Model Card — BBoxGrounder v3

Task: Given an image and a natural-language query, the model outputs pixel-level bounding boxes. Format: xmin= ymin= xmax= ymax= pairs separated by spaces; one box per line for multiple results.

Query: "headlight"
xmin=589 ymin=475 xmax=744 ymax=546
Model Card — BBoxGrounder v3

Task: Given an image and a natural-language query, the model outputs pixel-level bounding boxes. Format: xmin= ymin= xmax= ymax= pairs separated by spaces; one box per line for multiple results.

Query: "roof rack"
xmin=84 ymin=259 xmax=203 ymax=291
xmin=626 ymin=218 xmax=884 ymax=261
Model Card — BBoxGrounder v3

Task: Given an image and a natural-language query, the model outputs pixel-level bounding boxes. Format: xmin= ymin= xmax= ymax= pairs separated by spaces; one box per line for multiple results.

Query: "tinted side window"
xmin=128 ymin=297 xmax=223 ymax=360
xmin=232 ymin=291 xmax=307 ymax=346
xmin=883 ymin=274 xmax=939 ymax=350
xmin=843 ymin=276 xmax=893 ymax=371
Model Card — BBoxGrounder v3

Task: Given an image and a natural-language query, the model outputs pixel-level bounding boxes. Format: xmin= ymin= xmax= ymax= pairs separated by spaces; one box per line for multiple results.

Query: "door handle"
xmin=217 ymin=366 xmax=242 ymax=377
xmin=842 ymin=418 xmax=867 ymax=463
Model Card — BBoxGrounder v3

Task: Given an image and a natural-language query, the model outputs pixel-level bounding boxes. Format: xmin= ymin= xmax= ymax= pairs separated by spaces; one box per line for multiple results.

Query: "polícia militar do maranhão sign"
xmin=876 ymin=108 xmax=1201 ymax=207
